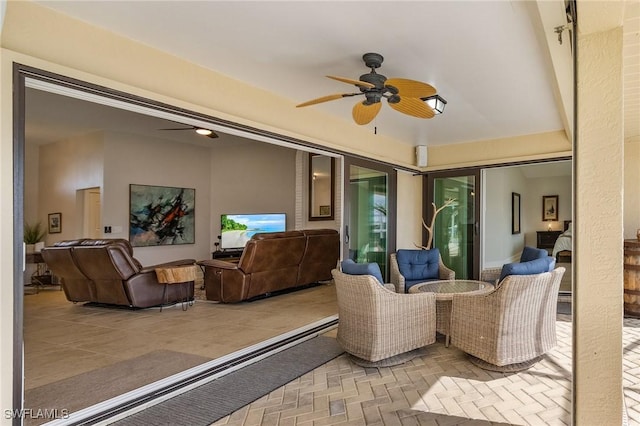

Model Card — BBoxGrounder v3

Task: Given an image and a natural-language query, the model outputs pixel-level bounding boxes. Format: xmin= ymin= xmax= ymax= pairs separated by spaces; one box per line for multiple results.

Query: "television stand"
xmin=212 ymin=249 xmax=243 ymax=260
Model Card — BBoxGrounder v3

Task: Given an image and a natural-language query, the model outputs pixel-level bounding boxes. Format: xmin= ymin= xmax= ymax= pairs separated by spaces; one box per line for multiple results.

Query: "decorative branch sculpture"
xmin=415 ymin=198 xmax=456 ymax=250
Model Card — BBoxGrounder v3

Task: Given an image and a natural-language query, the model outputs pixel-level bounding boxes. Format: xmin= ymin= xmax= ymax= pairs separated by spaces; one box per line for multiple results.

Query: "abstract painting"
xmin=129 ymin=184 xmax=195 ymax=246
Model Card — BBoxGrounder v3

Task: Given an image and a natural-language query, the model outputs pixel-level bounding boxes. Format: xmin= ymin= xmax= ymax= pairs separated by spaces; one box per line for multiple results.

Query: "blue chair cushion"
xmin=546 ymin=256 xmax=556 ymax=271
xmin=396 ymin=248 xmax=440 ymax=281
xmin=499 ymin=257 xmax=552 ymax=282
xmin=341 ymin=259 xmax=384 ymax=284
xmin=520 ymin=246 xmax=549 ymax=263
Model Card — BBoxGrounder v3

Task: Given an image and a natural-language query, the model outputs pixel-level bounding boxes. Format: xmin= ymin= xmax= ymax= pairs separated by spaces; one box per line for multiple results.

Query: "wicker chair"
xmin=332 ymin=269 xmax=437 ymax=366
xmin=390 ymin=251 xmax=455 ymax=293
xmin=450 ymin=267 xmax=565 ymax=371
xmin=480 ymin=246 xmax=550 ymax=284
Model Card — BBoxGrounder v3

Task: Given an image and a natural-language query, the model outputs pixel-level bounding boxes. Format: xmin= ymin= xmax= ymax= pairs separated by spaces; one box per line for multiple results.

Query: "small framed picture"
xmin=319 ymin=205 xmax=331 ymax=216
xmin=48 ymin=212 xmax=62 ymax=234
xmin=542 ymin=195 xmax=559 ymax=221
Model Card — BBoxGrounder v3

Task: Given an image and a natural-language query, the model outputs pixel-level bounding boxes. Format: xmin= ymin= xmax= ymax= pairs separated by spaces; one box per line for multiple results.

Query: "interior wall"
xmin=522 ymin=174 xmax=572 ymax=247
xmin=102 ymin=132 xmax=212 ymax=265
xmin=24 ymin=141 xmax=39 ymax=225
xmin=210 ymin=137 xmax=296 ymax=251
xmin=483 ymin=167 xmax=527 ymax=267
xmin=37 ymin=132 xmax=104 ymax=246
xmin=625 ymin=136 xmax=640 ymax=239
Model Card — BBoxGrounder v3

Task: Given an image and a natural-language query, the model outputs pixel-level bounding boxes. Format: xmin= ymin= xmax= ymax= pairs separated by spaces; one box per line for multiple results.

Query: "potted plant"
xmin=24 ymin=222 xmax=46 ymax=253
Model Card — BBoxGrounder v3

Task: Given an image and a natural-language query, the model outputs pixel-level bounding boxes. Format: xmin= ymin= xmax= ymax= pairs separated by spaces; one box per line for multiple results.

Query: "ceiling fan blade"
xmin=326 ymin=75 xmax=376 ymax=89
xmin=158 ymin=127 xmax=194 ymax=131
xmin=388 ymin=96 xmax=435 ymax=119
xmin=352 ymin=101 xmax=382 ymax=125
xmin=296 ymin=93 xmax=360 ymax=107
xmin=385 ymin=78 xmax=437 ymax=98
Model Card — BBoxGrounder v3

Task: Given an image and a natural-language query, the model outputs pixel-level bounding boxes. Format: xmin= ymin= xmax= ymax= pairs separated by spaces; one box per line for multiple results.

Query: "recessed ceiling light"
xmin=195 ymin=128 xmax=213 ymax=136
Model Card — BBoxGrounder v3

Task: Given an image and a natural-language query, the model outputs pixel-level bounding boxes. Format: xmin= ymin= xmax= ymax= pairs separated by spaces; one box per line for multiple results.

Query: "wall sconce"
xmin=421 ymin=94 xmax=447 ymax=114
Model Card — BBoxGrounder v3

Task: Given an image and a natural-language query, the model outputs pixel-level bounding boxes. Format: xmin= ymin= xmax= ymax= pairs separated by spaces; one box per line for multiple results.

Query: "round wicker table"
xmin=409 ymin=280 xmax=494 ymax=347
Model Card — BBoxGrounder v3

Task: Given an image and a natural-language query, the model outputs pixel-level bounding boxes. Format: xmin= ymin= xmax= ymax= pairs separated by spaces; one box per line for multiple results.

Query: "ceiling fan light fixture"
xmin=422 ymin=94 xmax=447 ymax=114
xmin=195 ymin=128 xmax=213 ymax=136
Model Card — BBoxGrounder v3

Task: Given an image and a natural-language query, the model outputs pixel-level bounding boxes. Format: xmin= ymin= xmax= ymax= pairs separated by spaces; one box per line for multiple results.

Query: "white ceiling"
xmin=26 ymin=1 xmax=638 ymax=148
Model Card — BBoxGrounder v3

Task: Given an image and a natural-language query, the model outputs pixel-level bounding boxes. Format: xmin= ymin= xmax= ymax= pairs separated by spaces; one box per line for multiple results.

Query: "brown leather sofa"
xmin=41 ymin=238 xmax=196 ymax=308
xmin=198 ymin=229 xmax=340 ymax=303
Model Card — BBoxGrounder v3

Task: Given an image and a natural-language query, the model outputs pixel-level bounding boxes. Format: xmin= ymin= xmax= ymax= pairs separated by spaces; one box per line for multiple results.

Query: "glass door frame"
xmin=425 ymin=168 xmax=481 ymax=280
xmin=343 ymin=156 xmax=397 ymax=281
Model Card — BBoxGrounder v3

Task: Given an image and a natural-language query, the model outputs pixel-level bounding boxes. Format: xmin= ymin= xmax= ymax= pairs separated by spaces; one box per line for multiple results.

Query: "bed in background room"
xmin=553 ymin=220 xmax=572 ymax=294
xmin=553 ymin=221 xmax=573 ymax=262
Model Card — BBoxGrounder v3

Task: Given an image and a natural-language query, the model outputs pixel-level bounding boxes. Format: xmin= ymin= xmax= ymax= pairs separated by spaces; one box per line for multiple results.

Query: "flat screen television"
xmin=220 ymin=213 xmax=286 ymax=250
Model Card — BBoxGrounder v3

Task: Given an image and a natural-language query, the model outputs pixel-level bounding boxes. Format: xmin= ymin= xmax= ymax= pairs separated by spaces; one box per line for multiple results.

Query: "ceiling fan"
xmin=296 ymin=53 xmax=440 ymax=125
xmin=158 ymin=126 xmax=219 ymax=138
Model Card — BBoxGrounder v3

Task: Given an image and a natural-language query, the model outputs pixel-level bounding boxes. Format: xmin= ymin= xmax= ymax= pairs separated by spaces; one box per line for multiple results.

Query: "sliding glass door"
xmin=426 ymin=170 xmax=480 ymax=279
xmin=343 ymin=158 xmax=396 ymax=281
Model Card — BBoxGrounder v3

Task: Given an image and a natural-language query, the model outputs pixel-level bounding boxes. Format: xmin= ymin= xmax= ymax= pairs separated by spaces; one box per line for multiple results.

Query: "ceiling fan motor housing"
xmin=362 ymin=52 xmax=384 ymax=69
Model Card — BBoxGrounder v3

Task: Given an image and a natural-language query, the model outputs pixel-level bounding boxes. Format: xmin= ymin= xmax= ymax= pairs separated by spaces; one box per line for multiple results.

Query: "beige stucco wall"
xmin=427 ymin=130 xmax=571 ymax=170
xmin=574 ymin=24 xmax=624 ymax=424
xmin=396 ymin=171 xmax=423 ymax=250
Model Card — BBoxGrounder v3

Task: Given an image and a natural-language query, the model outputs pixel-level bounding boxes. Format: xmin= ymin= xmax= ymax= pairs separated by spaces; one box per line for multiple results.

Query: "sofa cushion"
xmin=341 ymin=259 xmax=384 ymax=284
xmin=396 ymin=248 xmax=440 ymax=281
xmin=499 ymin=257 xmax=551 ymax=282
xmin=520 ymin=246 xmax=549 ymax=263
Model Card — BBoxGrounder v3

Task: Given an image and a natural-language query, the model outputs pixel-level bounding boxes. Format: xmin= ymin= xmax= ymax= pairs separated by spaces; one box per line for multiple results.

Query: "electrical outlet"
xmin=104 ymin=226 xmax=112 ymax=233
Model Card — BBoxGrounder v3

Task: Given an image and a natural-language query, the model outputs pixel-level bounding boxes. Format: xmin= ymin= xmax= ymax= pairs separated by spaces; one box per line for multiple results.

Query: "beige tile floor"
xmin=23 ymin=282 xmax=338 ymax=391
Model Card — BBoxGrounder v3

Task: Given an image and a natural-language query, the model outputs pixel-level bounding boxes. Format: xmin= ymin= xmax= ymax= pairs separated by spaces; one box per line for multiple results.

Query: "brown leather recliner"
xmin=42 ymin=239 xmax=196 ymax=308
xmin=40 ymin=239 xmax=93 ymax=302
xmin=297 ymin=229 xmax=340 ymax=285
xmin=199 ymin=229 xmax=339 ymax=303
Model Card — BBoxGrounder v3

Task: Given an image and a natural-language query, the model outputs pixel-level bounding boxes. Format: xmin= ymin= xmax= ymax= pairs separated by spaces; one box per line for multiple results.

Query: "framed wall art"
xmin=48 ymin=212 xmax=61 ymax=234
xmin=511 ymin=192 xmax=521 ymax=234
xmin=129 ymin=184 xmax=195 ymax=247
xmin=542 ymin=195 xmax=559 ymax=221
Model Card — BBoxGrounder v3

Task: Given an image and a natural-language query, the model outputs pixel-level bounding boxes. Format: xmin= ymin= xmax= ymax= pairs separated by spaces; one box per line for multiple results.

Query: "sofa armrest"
xmin=197 ymin=259 xmax=240 ymax=270
xmin=139 ymin=259 xmax=196 ymax=274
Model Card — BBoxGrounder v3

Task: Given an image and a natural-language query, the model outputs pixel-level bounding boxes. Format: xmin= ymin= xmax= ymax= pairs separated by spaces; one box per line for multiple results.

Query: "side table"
xmin=409 ymin=279 xmax=494 ymax=347
xmin=155 ymin=265 xmax=197 ymax=311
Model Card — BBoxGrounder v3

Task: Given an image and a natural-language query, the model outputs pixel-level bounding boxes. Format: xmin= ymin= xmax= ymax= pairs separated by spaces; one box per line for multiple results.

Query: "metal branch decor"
xmin=129 ymin=184 xmax=195 ymax=247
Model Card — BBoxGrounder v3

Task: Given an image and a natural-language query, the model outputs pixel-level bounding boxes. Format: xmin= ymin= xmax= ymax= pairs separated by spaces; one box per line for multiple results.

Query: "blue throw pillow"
xmin=396 ymin=248 xmax=440 ymax=281
xmin=520 ymin=246 xmax=548 ymax=263
xmin=546 ymin=256 xmax=556 ymax=272
xmin=341 ymin=259 xmax=384 ymax=284
xmin=499 ymin=257 xmax=551 ymax=282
